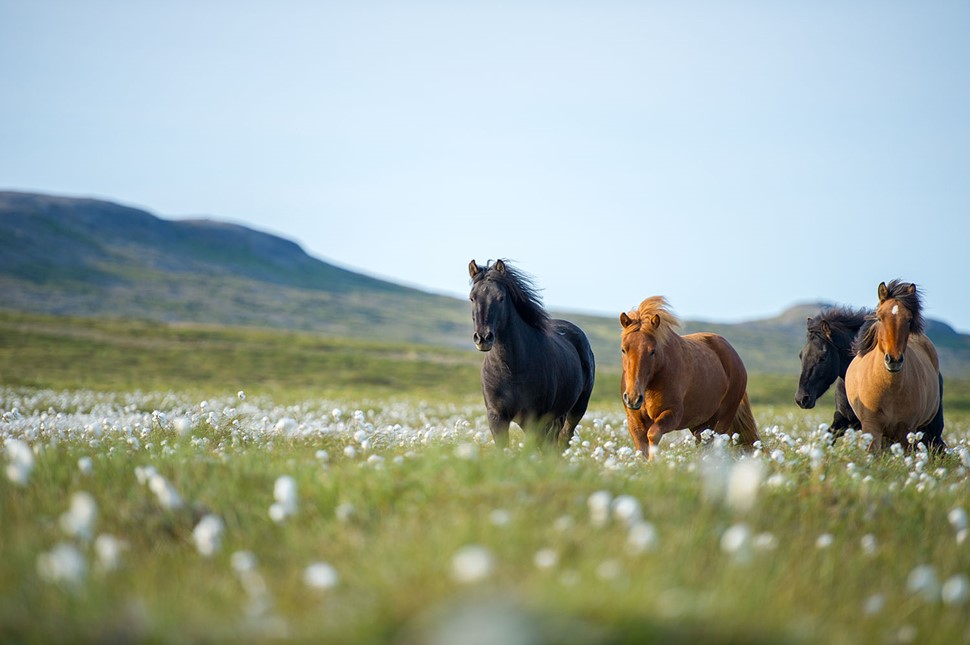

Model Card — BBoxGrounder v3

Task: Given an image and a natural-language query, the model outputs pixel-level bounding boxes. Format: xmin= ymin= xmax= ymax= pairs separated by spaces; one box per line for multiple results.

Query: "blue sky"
xmin=3 ymin=1 xmax=969 ymax=330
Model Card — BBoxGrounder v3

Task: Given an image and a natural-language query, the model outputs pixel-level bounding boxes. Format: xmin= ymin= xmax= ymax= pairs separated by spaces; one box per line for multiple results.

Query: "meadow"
xmin=2 ymin=312 xmax=970 ymax=643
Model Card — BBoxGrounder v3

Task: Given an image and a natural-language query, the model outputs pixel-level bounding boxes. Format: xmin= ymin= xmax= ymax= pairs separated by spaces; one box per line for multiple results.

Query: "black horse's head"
xmin=795 ymin=316 xmax=841 ymax=409
xmin=468 ymin=259 xmax=549 ymax=352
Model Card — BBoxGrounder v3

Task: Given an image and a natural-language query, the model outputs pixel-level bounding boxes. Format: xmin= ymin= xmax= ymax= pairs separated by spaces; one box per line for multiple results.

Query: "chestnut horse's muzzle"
xmin=623 ymin=392 xmax=644 ymax=410
xmin=884 ymin=353 xmax=904 ymax=373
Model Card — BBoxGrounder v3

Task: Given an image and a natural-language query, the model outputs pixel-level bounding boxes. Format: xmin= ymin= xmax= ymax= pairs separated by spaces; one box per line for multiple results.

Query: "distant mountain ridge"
xmin=3 ymin=191 xmax=969 ymax=377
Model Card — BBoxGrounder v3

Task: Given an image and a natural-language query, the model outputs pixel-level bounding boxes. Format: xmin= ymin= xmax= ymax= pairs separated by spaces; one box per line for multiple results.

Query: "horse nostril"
xmin=473 ymin=332 xmax=481 ymax=344
xmin=485 ymin=332 xmax=494 ymax=343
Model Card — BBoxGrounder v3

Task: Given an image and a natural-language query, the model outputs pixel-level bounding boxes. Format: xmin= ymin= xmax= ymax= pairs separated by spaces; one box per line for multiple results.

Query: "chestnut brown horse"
xmin=845 ymin=280 xmax=945 ymax=452
xmin=620 ymin=296 xmax=759 ymax=460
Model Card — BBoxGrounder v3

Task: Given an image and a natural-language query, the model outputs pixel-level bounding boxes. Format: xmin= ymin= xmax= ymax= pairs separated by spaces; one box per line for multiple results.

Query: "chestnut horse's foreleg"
xmin=624 ymin=410 xmax=651 ymax=459
xmin=626 ymin=409 xmax=679 ymax=461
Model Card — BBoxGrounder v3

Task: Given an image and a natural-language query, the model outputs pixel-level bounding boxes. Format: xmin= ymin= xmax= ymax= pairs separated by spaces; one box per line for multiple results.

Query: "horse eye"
xmin=620 ymin=348 xmax=626 ymax=355
xmin=650 ymin=349 xmax=656 ymax=356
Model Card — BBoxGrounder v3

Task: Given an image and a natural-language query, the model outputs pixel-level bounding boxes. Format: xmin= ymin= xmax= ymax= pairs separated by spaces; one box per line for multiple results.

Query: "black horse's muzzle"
xmin=885 ymin=353 xmax=904 ymax=373
xmin=473 ymin=331 xmax=494 ymax=352
xmin=795 ymin=389 xmax=817 ymax=409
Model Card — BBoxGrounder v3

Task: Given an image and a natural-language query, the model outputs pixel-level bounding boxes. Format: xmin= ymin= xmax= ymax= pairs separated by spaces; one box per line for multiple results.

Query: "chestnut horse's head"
xmin=874 ymin=280 xmax=923 ymax=373
xmin=619 ymin=297 xmax=679 ymax=410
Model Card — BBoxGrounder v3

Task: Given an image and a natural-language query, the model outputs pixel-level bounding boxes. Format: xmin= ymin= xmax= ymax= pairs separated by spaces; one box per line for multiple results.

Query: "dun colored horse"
xmin=468 ymin=259 xmax=595 ymax=449
xmin=620 ymin=296 xmax=759 ymax=460
xmin=845 ymin=280 xmax=945 ymax=452
xmin=795 ymin=307 xmax=868 ymax=437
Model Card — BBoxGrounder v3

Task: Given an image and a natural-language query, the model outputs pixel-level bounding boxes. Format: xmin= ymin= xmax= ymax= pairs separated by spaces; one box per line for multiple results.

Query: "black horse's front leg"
xmin=487 ymin=412 xmax=511 ymax=449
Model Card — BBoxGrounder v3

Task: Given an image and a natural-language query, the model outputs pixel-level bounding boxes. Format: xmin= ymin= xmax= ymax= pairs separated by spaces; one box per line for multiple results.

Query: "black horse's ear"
xmin=905 ymin=283 xmax=916 ymax=295
xmin=878 ymin=282 xmax=889 ymax=302
xmin=494 ymin=259 xmax=506 ymax=273
xmin=620 ymin=312 xmax=633 ymax=328
xmin=468 ymin=260 xmax=480 ymax=278
xmin=820 ymin=319 xmax=832 ymax=339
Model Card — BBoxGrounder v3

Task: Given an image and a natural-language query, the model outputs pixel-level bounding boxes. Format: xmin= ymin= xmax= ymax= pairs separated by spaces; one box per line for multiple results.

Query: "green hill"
xmin=3 ymin=191 xmax=969 ymax=377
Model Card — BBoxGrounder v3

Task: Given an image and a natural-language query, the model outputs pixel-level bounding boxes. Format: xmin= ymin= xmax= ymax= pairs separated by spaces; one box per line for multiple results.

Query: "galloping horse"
xmin=795 ymin=307 xmax=869 ymax=437
xmin=620 ymin=296 xmax=759 ymax=460
xmin=845 ymin=280 xmax=945 ymax=452
xmin=468 ymin=259 xmax=595 ymax=449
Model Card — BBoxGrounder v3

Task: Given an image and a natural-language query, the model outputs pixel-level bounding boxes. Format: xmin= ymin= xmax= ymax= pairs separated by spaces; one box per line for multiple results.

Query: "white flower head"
xmin=587 ymin=490 xmax=612 ymax=527
xmin=94 ymin=534 xmax=128 ymax=572
xmin=304 ymin=562 xmax=339 ymax=590
xmin=451 ymin=545 xmax=495 ymax=584
xmin=5 ymin=438 xmax=35 ymax=486
xmin=906 ymin=565 xmax=940 ymax=603
xmin=942 ymin=574 xmax=970 ymax=606
xmin=193 ymin=514 xmax=225 ymax=557
xmin=37 ymin=543 xmax=87 ymax=587
xmin=721 ymin=523 xmax=752 ymax=563
xmin=60 ymin=491 xmax=98 ymax=542
xmin=611 ymin=495 xmax=643 ymax=527
xmin=725 ymin=459 xmax=764 ymax=513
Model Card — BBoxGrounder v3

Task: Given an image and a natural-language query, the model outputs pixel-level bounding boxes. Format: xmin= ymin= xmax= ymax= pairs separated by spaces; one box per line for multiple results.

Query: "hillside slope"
xmin=3 ymin=191 xmax=969 ymax=377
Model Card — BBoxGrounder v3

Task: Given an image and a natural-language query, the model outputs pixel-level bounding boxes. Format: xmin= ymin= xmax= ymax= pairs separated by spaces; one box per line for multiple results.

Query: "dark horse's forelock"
xmin=853 ymin=280 xmax=924 ymax=357
xmin=471 ymin=260 xmax=551 ymax=332
xmin=808 ymin=306 xmax=870 ymax=342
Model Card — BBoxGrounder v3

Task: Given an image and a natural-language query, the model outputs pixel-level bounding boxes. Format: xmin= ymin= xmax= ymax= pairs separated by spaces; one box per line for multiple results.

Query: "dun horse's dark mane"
xmin=472 ymin=260 xmax=551 ymax=332
xmin=853 ymin=280 xmax=925 ymax=357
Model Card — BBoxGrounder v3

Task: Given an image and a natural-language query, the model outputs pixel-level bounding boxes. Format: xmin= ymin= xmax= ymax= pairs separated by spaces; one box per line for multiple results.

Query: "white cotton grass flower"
xmin=148 ymin=473 xmax=184 ymax=510
xmin=275 ymin=417 xmax=298 ymax=437
xmin=37 ymin=542 xmax=87 ymax=587
xmin=94 ymin=534 xmax=128 ymax=572
xmin=451 ymin=545 xmax=495 ymax=584
xmin=611 ymin=495 xmax=642 ymax=527
xmin=77 ymin=456 xmax=93 ymax=475
xmin=231 ymin=550 xmax=258 ymax=574
xmin=533 ymin=548 xmax=559 ymax=570
xmin=454 ymin=442 xmax=479 ymax=460
xmin=304 ymin=562 xmax=339 ymax=590
xmin=948 ymin=507 xmax=968 ymax=532
xmin=489 ymin=509 xmax=511 ymax=527
xmin=172 ymin=416 xmax=192 ymax=436
xmin=860 ymin=534 xmax=878 ymax=556
xmin=815 ymin=533 xmax=834 ymax=549
xmin=595 ymin=559 xmax=623 ymax=581
xmin=587 ymin=490 xmax=612 ymax=527
xmin=725 ymin=459 xmax=764 ymax=514
xmin=193 ymin=514 xmax=225 ymax=557
xmin=5 ymin=438 xmax=35 ymax=486
xmin=334 ymin=502 xmax=355 ymax=523
xmin=721 ymin=523 xmax=752 ymax=564
xmin=906 ymin=564 xmax=941 ymax=603
xmin=942 ymin=574 xmax=970 ymax=606
xmin=59 ymin=491 xmax=97 ymax=542
xmin=863 ymin=593 xmax=885 ymax=615
xmin=626 ymin=520 xmax=659 ymax=555
xmin=269 ymin=475 xmax=298 ymax=524
xmin=753 ymin=532 xmax=778 ymax=551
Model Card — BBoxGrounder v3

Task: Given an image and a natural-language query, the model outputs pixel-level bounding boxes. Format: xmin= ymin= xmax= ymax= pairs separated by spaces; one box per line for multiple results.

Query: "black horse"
xmin=795 ymin=307 xmax=868 ymax=437
xmin=468 ymin=259 xmax=595 ymax=449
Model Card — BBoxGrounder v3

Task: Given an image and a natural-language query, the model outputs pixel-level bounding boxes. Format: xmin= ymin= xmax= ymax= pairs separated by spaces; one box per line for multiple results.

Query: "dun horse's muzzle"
xmin=623 ymin=392 xmax=644 ymax=410
xmin=884 ymin=353 xmax=904 ymax=373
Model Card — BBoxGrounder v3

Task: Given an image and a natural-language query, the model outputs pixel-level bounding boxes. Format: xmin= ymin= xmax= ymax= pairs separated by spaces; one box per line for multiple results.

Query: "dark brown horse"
xmin=620 ymin=296 xmax=759 ymax=460
xmin=469 ymin=259 xmax=595 ymax=449
xmin=845 ymin=280 xmax=945 ymax=452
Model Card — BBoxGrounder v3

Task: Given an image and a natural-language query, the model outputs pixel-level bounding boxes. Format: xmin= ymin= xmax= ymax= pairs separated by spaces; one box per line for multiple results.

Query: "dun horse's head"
xmin=875 ymin=281 xmax=921 ymax=373
xmin=795 ymin=317 xmax=840 ymax=409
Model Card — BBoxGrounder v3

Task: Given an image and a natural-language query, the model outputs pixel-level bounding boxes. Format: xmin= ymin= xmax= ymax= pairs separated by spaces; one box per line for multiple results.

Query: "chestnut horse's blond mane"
xmin=622 ymin=296 xmax=681 ymax=347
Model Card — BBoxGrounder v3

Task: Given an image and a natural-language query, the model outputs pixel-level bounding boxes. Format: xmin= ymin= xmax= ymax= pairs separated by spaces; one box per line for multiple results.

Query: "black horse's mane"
xmin=471 ymin=260 xmax=551 ymax=332
xmin=853 ymin=280 xmax=925 ymax=357
xmin=808 ymin=306 xmax=870 ymax=349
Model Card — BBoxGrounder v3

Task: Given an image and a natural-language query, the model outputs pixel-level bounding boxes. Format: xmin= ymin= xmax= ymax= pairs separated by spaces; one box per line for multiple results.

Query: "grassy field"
xmin=3 ymin=312 xmax=970 ymax=643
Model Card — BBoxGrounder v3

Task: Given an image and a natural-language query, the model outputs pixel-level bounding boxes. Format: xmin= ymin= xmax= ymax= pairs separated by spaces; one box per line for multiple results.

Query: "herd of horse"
xmin=468 ymin=259 xmax=945 ymax=460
